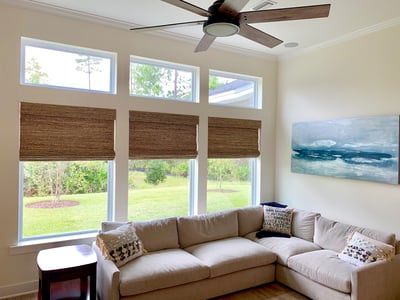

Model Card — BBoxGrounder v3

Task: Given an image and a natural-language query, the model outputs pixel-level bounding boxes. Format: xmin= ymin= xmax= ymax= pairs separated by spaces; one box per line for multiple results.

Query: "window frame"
xmin=129 ymin=55 xmax=199 ymax=103
xmin=209 ymin=70 xmax=262 ymax=109
xmin=20 ymin=37 xmax=117 ymax=94
xmin=18 ymin=160 xmax=114 ymax=243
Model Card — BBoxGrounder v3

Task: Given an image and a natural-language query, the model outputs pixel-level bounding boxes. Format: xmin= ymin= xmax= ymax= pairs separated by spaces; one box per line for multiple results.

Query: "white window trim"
xmin=20 ymin=37 xmax=117 ymax=94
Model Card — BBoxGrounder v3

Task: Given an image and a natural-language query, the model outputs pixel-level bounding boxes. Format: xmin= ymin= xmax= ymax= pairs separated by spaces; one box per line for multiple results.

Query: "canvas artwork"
xmin=291 ymin=115 xmax=400 ymax=184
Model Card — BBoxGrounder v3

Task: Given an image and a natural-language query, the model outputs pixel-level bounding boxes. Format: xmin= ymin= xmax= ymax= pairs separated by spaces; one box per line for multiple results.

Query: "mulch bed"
xmin=26 ymin=200 xmax=80 ymax=209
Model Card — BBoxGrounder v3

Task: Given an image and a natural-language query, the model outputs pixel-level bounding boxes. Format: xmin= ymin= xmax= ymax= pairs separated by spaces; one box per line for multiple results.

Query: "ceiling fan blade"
xmin=130 ymin=20 xmax=205 ymax=32
xmin=219 ymin=0 xmax=250 ymax=16
xmin=238 ymin=23 xmax=283 ymax=48
xmin=194 ymin=34 xmax=216 ymax=52
xmin=239 ymin=4 xmax=331 ymax=24
xmin=162 ymin=0 xmax=210 ymax=17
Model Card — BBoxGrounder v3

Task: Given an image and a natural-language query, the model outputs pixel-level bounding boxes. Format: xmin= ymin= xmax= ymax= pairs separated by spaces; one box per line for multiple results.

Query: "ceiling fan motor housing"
xmin=203 ymin=0 xmax=240 ymax=37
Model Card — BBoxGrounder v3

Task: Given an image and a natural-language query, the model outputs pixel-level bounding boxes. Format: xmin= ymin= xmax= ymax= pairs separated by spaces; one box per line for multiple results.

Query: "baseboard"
xmin=0 ymin=280 xmax=37 ymax=299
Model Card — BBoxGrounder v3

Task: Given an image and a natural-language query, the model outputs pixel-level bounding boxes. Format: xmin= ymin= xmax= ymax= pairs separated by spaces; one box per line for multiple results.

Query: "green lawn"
xmin=23 ymin=172 xmax=251 ymax=238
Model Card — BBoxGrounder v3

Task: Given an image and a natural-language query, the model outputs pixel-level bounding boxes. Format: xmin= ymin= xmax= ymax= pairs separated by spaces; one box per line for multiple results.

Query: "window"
xmin=209 ymin=70 xmax=261 ymax=109
xmin=19 ymin=103 xmax=116 ymax=241
xmin=128 ymin=111 xmax=199 ymax=220
xmin=130 ymin=56 xmax=198 ymax=102
xmin=128 ymin=159 xmax=193 ymax=220
xmin=207 ymin=117 xmax=261 ymax=213
xmin=207 ymin=158 xmax=257 ymax=213
xmin=20 ymin=161 xmax=113 ymax=239
xmin=21 ymin=37 xmax=116 ymax=93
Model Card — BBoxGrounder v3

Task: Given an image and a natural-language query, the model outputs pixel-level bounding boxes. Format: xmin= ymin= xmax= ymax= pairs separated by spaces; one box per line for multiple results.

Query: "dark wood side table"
xmin=37 ymin=244 xmax=97 ymax=300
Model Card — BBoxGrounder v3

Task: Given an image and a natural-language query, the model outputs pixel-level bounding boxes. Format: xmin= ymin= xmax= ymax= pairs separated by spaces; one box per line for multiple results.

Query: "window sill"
xmin=9 ymin=232 xmax=97 ymax=255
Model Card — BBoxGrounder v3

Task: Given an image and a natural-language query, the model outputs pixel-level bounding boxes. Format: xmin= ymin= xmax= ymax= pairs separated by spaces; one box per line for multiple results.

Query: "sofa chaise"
xmin=93 ymin=205 xmax=400 ymax=300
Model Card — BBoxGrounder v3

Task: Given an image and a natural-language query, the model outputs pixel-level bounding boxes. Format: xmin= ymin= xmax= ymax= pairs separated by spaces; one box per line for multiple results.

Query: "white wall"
xmin=0 ymin=2 xmax=277 ymax=297
xmin=276 ymin=24 xmax=400 ymax=237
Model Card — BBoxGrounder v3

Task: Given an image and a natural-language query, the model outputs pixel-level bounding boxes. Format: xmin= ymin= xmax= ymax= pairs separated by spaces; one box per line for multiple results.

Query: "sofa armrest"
xmin=93 ymin=243 xmax=120 ymax=300
xmin=351 ymin=254 xmax=400 ymax=300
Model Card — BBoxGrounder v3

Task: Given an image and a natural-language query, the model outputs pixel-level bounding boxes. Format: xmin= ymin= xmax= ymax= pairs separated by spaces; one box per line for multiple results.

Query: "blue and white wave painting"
xmin=291 ymin=116 xmax=400 ymax=184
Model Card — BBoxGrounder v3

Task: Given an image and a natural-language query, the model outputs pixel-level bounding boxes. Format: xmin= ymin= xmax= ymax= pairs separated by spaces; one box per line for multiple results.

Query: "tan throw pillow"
xmin=263 ymin=206 xmax=294 ymax=236
xmin=96 ymin=223 xmax=145 ymax=267
xmin=338 ymin=231 xmax=395 ymax=266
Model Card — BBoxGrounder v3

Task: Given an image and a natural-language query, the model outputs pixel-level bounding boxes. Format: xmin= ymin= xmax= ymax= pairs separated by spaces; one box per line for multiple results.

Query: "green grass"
xmin=23 ymin=172 xmax=251 ymax=238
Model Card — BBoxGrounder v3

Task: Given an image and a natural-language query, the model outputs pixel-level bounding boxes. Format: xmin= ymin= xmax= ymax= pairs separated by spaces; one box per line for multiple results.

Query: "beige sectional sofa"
xmin=93 ymin=206 xmax=400 ymax=300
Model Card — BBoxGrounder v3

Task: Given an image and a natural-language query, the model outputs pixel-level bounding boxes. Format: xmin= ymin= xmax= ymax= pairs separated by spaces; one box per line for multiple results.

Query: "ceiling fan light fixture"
xmin=203 ymin=21 xmax=240 ymax=37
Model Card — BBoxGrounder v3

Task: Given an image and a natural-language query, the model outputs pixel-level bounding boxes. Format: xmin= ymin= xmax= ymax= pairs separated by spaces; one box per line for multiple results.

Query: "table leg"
xmin=80 ymin=276 xmax=88 ymax=300
xmin=41 ymin=276 xmax=50 ymax=300
xmin=90 ymin=271 xmax=96 ymax=300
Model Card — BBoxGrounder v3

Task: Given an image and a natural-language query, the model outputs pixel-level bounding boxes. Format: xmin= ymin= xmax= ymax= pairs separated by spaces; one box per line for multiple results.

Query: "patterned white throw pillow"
xmin=338 ymin=231 xmax=395 ymax=266
xmin=263 ymin=206 xmax=294 ymax=236
xmin=96 ymin=223 xmax=145 ymax=267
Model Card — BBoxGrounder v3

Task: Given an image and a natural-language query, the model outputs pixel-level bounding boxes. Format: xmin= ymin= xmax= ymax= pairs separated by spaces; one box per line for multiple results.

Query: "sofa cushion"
xmin=338 ymin=231 xmax=395 ymax=266
xmin=134 ymin=217 xmax=179 ymax=252
xmin=263 ymin=206 xmax=294 ymax=236
xmin=119 ymin=248 xmax=209 ymax=296
xmin=291 ymin=209 xmax=320 ymax=242
xmin=253 ymin=235 xmax=321 ymax=266
xmin=237 ymin=205 xmax=264 ymax=236
xmin=177 ymin=210 xmax=238 ymax=248
xmin=314 ymin=216 xmax=396 ymax=253
xmin=185 ymin=237 xmax=276 ymax=278
xmin=96 ymin=223 xmax=145 ymax=267
xmin=101 ymin=218 xmax=179 ymax=252
xmin=288 ymin=249 xmax=356 ymax=293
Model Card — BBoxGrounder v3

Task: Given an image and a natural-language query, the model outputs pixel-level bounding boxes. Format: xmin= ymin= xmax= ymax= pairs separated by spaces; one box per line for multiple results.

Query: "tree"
xmin=208 ymin=159 xmax=234 ymax=191
xmin=75 ymin=55 xmax=102 ymax=89
xmin=130 ymin=63 xmax=192 ymax=100
xmin=130 ymin=63 xmax=167 ymax=96
xmin=145 ymin=160 xmax=167 ymax=185
xmin=46 ymin=162 xmax=66 ymax=203
xmin=25 ymin=57 xmax=48 ymax=84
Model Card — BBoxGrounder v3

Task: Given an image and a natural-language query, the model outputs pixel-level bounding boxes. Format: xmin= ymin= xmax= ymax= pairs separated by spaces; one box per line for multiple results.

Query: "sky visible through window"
xmin=24 ymin=45 xmax=112 ymax=92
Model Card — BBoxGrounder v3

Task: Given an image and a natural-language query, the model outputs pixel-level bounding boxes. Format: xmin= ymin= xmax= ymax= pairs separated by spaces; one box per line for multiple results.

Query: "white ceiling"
xmin=14 ymin=0 xmax=400 ymax=57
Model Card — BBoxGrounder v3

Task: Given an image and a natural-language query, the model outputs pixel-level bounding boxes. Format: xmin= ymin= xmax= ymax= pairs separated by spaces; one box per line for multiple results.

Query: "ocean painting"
xmin=291 ymin=116 xmax=400 ymax=184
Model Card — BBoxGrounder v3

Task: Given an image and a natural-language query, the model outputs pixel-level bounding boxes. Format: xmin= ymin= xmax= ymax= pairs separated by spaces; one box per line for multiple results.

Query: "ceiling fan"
xmin=130 ymin=0 xmax=331 ymax=52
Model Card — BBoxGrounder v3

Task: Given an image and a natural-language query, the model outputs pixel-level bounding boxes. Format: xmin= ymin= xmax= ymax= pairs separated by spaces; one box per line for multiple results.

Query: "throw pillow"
xmin=262 ymin=206 xmax=294 ymax=236
xmin=260 ymin=201 xmax=287 ymax=208
xmin=338 ymin=231 xmax=395 ymax=266
xmin=256 ymin=230 xmax=291 ymax=239
xmin=96 ymin=223 xmax=145 ymax=267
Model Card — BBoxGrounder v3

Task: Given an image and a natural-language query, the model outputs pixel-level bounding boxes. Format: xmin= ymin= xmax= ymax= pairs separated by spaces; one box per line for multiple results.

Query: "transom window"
xmin=130 ymin=56 xmax=198 ymax=102
xmin=21 ymin=37 xmax=116 ymax=93
xmin=209 ymin=70 xmax=261 ymax=109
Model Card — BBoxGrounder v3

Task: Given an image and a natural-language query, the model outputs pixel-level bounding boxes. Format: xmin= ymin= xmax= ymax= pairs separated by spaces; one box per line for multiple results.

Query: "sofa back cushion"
xmin=314 ymin=216 xmax=396 ymax=253
xmin=237 ymin=205 xmax=264 ymax=236
xmin=291 ymin=209 xmax=320 ymax=242
xmin=134 ymin=217 xmax=180 ymax=252
xmin=177 ymin=210 xmax=238 ymax=248
xmin=101 ymin=217 xmax=179 ymax=252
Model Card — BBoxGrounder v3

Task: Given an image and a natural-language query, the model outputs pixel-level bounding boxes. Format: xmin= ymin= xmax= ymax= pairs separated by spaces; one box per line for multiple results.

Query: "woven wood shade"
xmin=129 ymin=111 xmax=199 ymax=159
xmin=20 ymin=102 xmax=116 ymax=161
xmin=208 ymin=117 xmax=261 ymax=158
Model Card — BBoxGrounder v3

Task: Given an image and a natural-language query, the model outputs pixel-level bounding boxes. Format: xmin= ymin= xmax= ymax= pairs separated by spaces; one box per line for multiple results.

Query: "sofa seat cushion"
xmin=254 ymin=236 xmax=321 ymax=265
xmin=288 ymin=249 xmax=357 ymax=293
xmin=185 ymin=237 xmax=276 ymax=278
xmin=119 ymin=248 xmax=209 ymax=296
